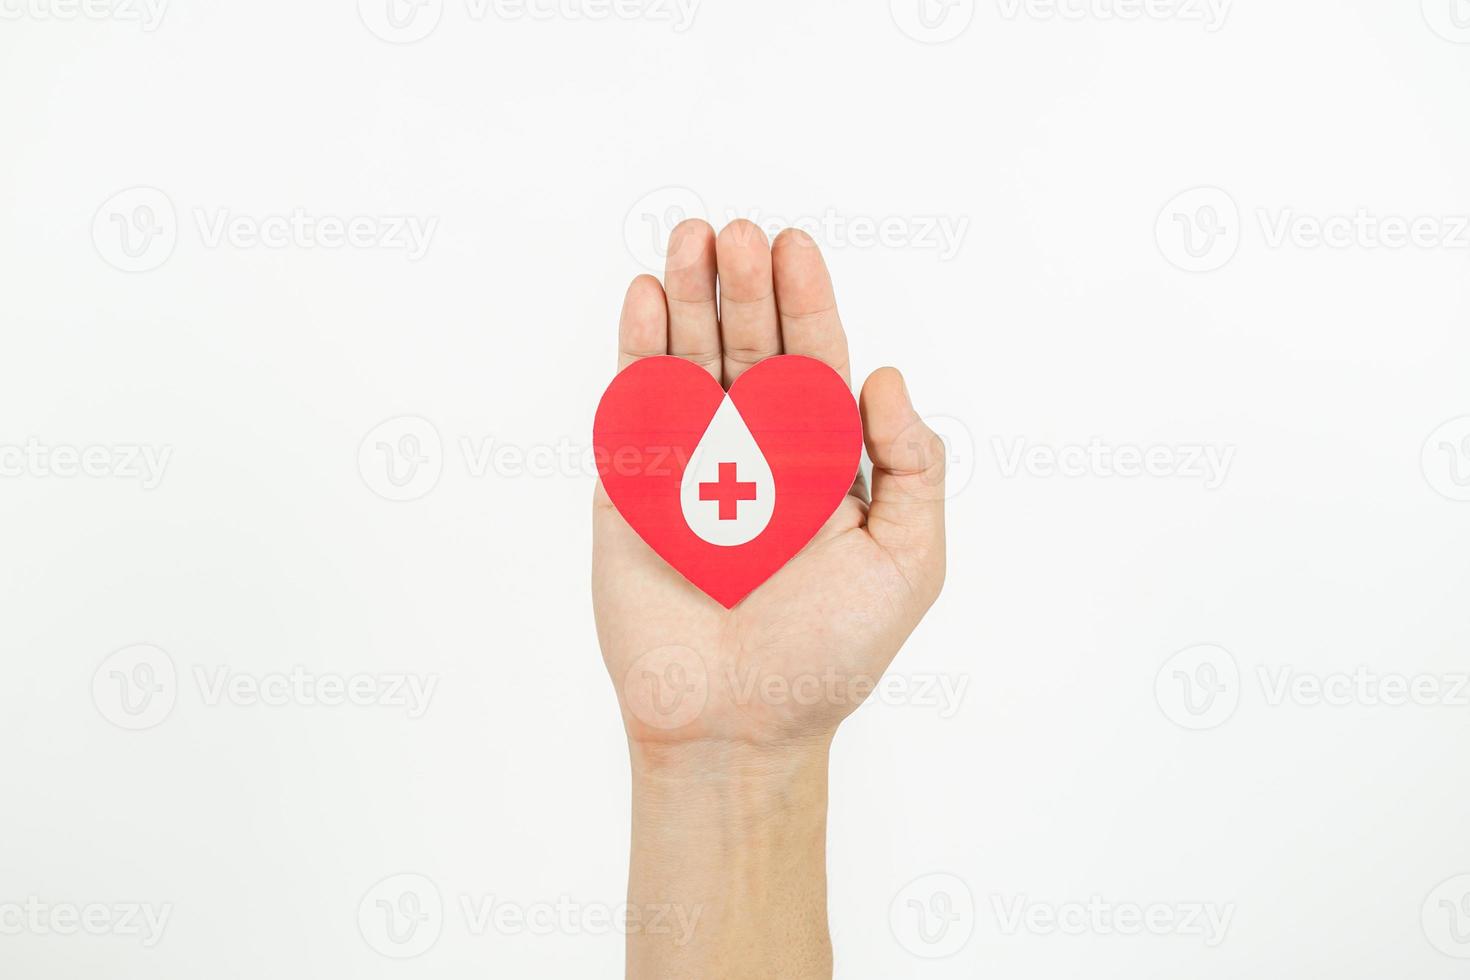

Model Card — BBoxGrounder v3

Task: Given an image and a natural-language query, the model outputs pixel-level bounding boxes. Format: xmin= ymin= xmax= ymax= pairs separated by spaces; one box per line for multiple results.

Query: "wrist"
xmin=630 ymin=736 xmax=832 ymax=846
xmin=630 ymin=736 xmax=832 ymax=797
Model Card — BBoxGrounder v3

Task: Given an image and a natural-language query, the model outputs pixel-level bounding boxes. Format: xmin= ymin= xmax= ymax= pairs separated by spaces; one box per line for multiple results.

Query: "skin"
xmin=593 ymin=219 xmax=947 ymax=979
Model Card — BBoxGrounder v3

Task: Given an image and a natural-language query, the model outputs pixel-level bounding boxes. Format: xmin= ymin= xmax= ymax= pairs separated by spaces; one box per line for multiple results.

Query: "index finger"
xmin=771 ymin=229 xmax=850 ymax=386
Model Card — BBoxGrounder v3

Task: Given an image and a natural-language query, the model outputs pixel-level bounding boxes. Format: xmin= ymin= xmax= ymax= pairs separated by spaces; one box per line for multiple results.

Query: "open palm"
xmin=594 ymin=219 xmax=946 ymax=749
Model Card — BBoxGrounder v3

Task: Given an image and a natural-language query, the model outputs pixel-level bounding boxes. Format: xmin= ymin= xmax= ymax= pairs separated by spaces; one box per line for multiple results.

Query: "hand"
xmin=593 ymin=218 xmax=947 ymax=980
xmin=593 ymin=219 xmax=947 ymax=751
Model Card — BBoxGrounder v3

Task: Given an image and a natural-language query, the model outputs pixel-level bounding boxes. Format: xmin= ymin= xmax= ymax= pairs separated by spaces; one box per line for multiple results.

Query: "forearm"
xmin=626 ymin=738 xmax=834 ymax=980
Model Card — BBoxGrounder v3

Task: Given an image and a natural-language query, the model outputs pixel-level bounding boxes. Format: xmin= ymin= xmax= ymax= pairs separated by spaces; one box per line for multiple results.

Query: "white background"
xmin=3 ymin=0 xmax=1469 ymax=977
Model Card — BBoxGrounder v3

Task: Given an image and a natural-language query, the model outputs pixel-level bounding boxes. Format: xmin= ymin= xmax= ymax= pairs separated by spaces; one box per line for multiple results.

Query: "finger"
xmin=617 ymin=274 xmax=669 ymax=372
xmin=716 ymin=220 xmax=780 ymax=386
xmin=664 ymin=219 xmax=721 ymax=379
xmin=860 ymin=367 xmax=946 ymax=597
xmin=771 ymin=229 xmax=850 ymax=386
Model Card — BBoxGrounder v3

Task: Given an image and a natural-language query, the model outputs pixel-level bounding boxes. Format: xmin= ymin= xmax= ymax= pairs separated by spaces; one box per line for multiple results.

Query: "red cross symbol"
xmin=699 ymin=462 xmax=758 ymax=520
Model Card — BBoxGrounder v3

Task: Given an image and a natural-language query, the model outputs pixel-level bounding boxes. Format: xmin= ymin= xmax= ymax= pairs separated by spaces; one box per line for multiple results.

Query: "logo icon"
xmin=890 ymin=0 xmax=976 ymax=43
xmin=1423 ymin=0 xmax=1470 ymax=42
xmin=358 ymin=873 xmax=443 ymax=958
xmin=1423 ymin=875 xmax=1470 ymax=958
xmin=681 ymin=398 xmax=776 ymax=546
xmin=1156 ymin=186 xmax=1240 ymax=272
xmin=359 ymin=416 xmax=443 ymax=502
xmin=1155 ymin=644 xmax=1240 ymax=730
xmin=623 ymin=186 xmax=708 ymax=274
xmin=622 ymin=646 xmax=709 ymax=731
xmin=889 ymin=873 xmax=975 ymax=959
xmin=93 ymin=187 xmax=177 ymax=273
xmin=917 ymin=414 xmax=974 ymax=500
xmin=1423 ymin=416 xmax=1470 ymax=502
xmin=358 ymin=0 xmax=443 ymax=43
xmin=92 ymin=644 xmax=178 ymax=731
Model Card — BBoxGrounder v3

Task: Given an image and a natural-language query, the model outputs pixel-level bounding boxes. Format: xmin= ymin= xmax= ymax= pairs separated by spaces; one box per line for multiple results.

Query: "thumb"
xmin=859 ymin=368 xmax=947 ymax=595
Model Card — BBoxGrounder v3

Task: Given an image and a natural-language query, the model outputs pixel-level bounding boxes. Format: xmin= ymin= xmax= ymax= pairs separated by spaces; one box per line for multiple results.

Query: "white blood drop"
xmin=680 ymin=395 xmax=775 ymax=546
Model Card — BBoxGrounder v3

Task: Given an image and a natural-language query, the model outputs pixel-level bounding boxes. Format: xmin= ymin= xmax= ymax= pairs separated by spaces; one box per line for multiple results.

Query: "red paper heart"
xmin=594 ymin=355 xmax=862 ymax=608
